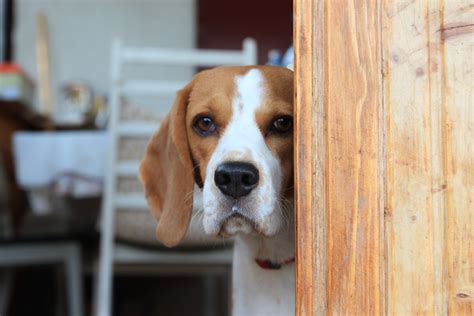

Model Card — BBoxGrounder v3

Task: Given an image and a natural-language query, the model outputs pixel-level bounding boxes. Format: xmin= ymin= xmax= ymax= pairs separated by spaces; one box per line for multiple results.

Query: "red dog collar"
xmin=255 ymin=257 xmax=295 ymax=270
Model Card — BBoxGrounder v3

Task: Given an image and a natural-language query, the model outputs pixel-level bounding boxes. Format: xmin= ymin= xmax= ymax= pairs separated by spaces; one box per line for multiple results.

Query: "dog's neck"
xmin=238 ymin=215 xmax=295 ymax=267
xmin=194 ymin=189 xmax=295 ymax=315
xmin=232 ymin=205 xmax=295 ymax=316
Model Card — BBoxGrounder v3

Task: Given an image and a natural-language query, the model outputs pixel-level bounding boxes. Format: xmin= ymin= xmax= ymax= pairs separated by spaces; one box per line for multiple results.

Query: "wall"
xmin=14 ymin=0 xmax=195 ymax=112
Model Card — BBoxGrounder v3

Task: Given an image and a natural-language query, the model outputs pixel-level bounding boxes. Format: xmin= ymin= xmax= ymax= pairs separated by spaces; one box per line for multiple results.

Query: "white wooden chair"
xmin=95 ymin=38 xmax=257 ymax=316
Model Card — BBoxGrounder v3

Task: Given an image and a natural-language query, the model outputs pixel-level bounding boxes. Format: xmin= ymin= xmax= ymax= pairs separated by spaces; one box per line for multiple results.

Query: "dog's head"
xmin=140 ymin=66 xmax=293 ymax=247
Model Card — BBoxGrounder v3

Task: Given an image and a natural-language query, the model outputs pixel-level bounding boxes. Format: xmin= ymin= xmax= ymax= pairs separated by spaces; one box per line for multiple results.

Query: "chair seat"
xmin=115 ymin=208 xmax=229 ymax=249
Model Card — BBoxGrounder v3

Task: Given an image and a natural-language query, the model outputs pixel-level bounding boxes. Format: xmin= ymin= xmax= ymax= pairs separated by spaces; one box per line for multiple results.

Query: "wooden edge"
xmin=294 ymin=0 xmax=327 ymax=314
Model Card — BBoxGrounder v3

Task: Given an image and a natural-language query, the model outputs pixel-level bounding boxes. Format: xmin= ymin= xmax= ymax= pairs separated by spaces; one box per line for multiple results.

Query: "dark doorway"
xmin=198 ymin=0 xmax=293 ymax=65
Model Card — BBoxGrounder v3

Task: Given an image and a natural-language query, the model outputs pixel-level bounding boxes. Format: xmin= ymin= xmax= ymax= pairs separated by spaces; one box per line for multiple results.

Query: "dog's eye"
xmin=271 ymin=116 xmax=293 ymax=135
xmin=193 ymin=116 xmax=217 ymax=136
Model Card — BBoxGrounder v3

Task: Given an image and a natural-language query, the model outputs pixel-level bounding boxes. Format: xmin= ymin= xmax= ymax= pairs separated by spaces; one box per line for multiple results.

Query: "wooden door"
xmin=294 ymin=0 xmax=473 ymax=314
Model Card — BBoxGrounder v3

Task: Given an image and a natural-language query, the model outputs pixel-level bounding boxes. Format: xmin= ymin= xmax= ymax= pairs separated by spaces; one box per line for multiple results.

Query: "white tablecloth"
xmin=13 ymin=131 xmax=107 ymax=188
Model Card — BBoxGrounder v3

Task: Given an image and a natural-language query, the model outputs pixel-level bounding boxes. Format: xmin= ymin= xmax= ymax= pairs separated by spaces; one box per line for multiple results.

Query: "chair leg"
xmin=203 ymin=274 xmax=219 ymax=316
xmin=227 ymin=267 xmax=233 ymax=316
xmin=94 ymin=210 xmax=116 ymax=316
xmin=0 ymin=269 xmax=13 ymax=315
xmin=91 ymin=263 xmax=99 ymax=314
xmin=65 ymin=244 xmax=83 ymax=316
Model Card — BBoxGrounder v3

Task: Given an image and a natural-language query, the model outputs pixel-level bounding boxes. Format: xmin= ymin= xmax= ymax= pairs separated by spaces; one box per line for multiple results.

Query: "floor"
xmin=5 ymin=266 xmax=230 ymax=316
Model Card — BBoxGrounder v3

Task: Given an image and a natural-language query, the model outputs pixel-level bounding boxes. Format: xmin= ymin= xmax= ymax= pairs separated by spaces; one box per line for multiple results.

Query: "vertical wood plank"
xmin=294 ymin=0 xmax=383 ymax=314
xmin=294 ymin=0 xmax=327 ymax=314
xmin=441 ymin=1 xmax=474 ymax=313
xmin=383 ymin=0 xmax=440 ymax=313
xmin=326 ymin=1 xmax=383 ymax=314
xmin=383 ymin=0 xmax=474 ymax=314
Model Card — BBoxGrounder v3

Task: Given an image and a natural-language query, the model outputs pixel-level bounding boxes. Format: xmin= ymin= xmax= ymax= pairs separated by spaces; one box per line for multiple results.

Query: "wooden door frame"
xmin=294 ymin=0 xmax=328 ymax=314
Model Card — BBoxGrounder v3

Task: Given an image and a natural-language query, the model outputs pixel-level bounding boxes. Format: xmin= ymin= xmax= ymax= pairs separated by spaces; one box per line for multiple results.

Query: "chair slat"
xmin=121 ymin=47 xmax=247 ymax=66
xmin=115 ymin=194 xmax=148 ymax=210
xmin=117 ymin=122 xmax=158 ymax=137
xmin=120 ymin=79 xmax=186 ymax=96
xmin=116 ymin=161 xmax=140 ymax=177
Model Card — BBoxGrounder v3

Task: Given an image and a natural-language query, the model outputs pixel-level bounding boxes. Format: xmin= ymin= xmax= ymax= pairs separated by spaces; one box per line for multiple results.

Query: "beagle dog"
xmin=140 ymin=65 xmax=294 ymax=315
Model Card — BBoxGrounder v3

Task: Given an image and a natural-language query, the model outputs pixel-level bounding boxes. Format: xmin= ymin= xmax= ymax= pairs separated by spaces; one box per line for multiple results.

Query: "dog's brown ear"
xmin=139 ymin=82 xmax=194 ymax=247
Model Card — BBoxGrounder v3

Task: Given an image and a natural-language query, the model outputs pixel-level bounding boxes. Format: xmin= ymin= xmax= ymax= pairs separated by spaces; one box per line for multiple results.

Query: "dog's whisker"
xmin=183 ymin=190 xmax=196 ymax=206
xmin=276 ymin=195 xmax=293 ymax=230
xmin=191 ymin=208 xmax=204 ymax=223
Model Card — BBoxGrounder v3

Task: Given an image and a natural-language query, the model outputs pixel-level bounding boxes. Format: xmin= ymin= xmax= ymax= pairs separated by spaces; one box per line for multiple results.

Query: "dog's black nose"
xmin=214 ymin=162 xmax=259 ymax=199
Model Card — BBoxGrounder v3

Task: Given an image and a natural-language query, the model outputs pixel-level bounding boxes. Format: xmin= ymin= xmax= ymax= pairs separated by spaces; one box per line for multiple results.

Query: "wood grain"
xmin=383 ymin=0 xmax=474 ymax=314
xmin=383 ymin=0 xmax=440 ymax=313
xmin=294 ymin=0 xmax=327 ymax=314
xmin=295 ymin=0 xmax=383 ymax=314
xmin=441 ymin=2 xmax=474 ymax=313
xmin=295 ymin=0 xmax=472 ymax=314
xmin=326 ymin=1 xmax=383 ymax=314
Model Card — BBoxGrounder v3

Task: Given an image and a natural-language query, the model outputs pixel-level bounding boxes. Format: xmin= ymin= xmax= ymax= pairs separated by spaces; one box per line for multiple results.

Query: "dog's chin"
xmin=218 ymin=213 xmax=257 ymax=238
xmin=203 ymin=197 xmax=284 ymax=238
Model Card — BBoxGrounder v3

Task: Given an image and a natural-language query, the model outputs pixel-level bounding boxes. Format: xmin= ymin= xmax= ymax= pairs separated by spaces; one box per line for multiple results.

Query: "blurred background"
xmin=0 ymin=0 xmax=293 ymax=315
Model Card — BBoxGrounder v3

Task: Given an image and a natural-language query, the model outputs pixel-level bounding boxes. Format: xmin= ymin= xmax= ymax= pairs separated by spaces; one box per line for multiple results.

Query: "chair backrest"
xmin=104 ymin=38 xmax=258 ymax=214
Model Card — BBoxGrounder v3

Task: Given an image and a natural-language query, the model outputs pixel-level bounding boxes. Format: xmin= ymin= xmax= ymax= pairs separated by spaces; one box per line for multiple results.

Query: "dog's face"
xmin=140 ymin=66 xmax=293 ymax=246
